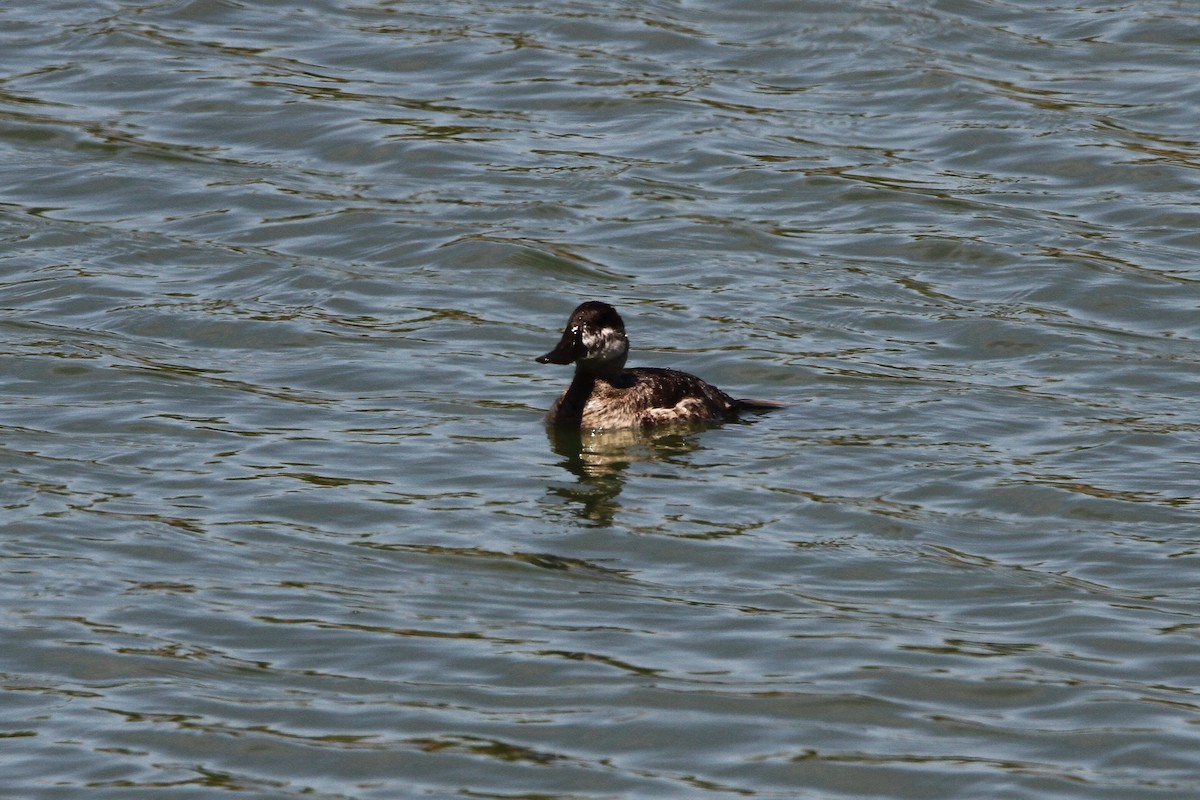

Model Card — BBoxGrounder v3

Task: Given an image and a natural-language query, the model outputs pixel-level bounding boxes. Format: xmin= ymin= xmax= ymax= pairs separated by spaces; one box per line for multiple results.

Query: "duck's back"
xmin=581 ymin=367 xmax=738 ymax=429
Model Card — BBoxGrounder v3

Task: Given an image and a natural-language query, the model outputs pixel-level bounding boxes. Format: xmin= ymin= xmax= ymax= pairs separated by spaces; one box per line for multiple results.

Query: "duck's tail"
xmin=735 ymin=398 xmax=787 ymax=412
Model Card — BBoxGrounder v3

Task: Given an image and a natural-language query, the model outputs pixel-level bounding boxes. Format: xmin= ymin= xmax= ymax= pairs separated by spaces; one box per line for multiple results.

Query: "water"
xmin=3 ymin=1 xmax=1199 ymax=798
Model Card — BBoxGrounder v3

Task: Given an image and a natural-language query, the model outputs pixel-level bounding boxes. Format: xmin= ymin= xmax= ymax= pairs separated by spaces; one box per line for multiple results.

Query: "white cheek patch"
xmin=581 ymin=326 xmax=627 ymax=362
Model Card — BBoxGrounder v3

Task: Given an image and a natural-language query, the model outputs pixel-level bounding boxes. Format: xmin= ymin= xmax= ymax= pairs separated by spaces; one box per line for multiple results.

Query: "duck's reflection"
xmin=544 ymin=423 xmax=715 ymax=526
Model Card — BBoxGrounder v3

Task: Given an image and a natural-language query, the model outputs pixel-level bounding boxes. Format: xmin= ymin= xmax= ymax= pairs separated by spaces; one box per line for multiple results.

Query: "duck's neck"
xmin=552 ymin=368 xmax=597 ymax=427
xmin=578 ymin=358 xmax=631 ymax=385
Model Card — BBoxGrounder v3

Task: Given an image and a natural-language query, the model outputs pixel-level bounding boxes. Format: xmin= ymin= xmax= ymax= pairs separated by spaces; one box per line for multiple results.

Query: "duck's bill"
xmin=536 ymin=327 xmax=585 ymax=364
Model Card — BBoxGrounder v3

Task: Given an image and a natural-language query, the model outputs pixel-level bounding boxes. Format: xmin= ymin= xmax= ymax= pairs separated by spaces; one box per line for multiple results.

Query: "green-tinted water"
xmin=3 ymin=1 xmax=1198 ymax=798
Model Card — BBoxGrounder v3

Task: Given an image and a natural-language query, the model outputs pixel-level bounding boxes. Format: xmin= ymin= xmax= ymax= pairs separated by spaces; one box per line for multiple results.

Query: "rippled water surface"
xmin=3 ymin=1 xmax=1200 ymax=798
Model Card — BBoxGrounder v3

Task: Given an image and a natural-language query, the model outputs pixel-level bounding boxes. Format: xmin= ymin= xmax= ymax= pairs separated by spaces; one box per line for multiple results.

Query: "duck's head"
xmin=536 ymin=301 xmax=629 ymax=375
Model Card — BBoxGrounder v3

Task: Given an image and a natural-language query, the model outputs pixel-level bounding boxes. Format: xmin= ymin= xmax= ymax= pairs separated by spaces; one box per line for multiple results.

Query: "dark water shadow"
xmin=543 ymin=421 xmax=728 ymax=526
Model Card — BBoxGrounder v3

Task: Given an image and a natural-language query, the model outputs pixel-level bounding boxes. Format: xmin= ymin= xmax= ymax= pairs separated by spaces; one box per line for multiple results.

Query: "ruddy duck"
xmin=536 ymin=301 xmax=782 ymax=430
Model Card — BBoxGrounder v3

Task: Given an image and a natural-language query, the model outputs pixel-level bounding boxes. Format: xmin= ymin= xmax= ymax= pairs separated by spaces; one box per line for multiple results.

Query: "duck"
xmin=535 ymin=300 xmax=782 ymax=430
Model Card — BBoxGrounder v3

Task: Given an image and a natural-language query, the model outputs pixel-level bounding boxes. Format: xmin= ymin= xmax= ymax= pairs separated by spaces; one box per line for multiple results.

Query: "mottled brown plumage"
xmin=535 ymin=301 xmax=782 ymax=431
